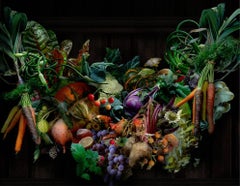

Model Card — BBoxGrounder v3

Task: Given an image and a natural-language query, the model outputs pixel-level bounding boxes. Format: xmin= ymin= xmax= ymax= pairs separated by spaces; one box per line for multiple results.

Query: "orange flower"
xmin=157 ymin=155 xmax=165 ymax=162
xmin=132 ymin=118 xmax=143 ymax=128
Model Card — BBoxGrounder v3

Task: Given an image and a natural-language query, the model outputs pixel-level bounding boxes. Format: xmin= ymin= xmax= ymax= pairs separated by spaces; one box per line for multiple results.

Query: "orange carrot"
xmin=207 ymin=82 xmax=215 ymax=134
xmin=174 ymin=87 xmax=198 ymax=108
xmin=3 ymin=108 xmax=22 ymax=139
xmin=14 ymin=113 xmax=27 ymax=154
xmin=207 ymin=62 xmax=215 ymax=134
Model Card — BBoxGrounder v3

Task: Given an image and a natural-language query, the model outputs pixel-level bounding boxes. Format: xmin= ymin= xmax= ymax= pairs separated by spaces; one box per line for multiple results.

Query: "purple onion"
xmin=123 ymin=88 xmax=144 ymax=117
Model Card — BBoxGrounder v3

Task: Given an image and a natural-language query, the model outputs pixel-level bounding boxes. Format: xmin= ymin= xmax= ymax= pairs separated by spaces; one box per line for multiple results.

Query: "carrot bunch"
xmin=1 ymin=105 xmax=21 ymax=137
xmin=14 ymin=113 xmax=27 ymax=154
xmin=174 ymin=61 xmax=216 ymax=136
xmin=1 ymin=104 xmax=28 ymax=154
xmin=1 ymin=91 xmax=43 ymax=153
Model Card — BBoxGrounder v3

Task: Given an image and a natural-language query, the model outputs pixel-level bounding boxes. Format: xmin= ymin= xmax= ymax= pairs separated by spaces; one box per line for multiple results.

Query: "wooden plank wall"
xmin=0 ymin=0 xmax=239 ymax=185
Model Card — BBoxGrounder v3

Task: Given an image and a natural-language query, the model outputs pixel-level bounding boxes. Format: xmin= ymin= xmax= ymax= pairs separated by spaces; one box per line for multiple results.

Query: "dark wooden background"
xmin=0 ymin=0 xmax=239 ymax=185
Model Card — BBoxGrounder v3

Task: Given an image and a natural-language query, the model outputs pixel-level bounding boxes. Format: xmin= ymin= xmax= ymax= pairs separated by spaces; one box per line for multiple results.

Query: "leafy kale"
xmin=71 ymin=143 xmax=102 ymax=180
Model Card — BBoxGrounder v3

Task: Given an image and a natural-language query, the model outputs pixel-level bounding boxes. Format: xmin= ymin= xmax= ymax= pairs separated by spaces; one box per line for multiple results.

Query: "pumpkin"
xmin=54 ymin=82 xmax=93 ymax=102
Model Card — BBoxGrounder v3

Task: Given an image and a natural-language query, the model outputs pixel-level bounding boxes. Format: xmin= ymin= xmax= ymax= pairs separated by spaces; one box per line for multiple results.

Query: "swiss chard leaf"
xmin=22 ymin=20 xmax=59 ymax=54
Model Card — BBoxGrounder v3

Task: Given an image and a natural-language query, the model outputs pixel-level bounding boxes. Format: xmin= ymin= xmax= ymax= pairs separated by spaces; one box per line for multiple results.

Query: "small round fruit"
xmin=100 ymin=99 xmax=107 ymax=105
xmin=157 ymin=155 xmax=165 ymax=162
xmin=105 ymin=103 xmax=111 ymax=110
xmin=79 ymin=136 xmax=94 ymax=148
xmin=87 ymin=93 xmax=95 ymax=101
xmin=148 ymin=159 xmax=155 ymax=167
xmin=94 ymin=100 xmax=101 ymax=107
xmin=37 ymin=119 xmax=49 ymax=133
xmin=108 ymin=97 xmax=115 ymax=103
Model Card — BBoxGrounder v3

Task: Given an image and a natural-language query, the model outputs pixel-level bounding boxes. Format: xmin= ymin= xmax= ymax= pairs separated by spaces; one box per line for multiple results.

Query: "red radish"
xmin=51 ymin=118 xmax=73 ymax=153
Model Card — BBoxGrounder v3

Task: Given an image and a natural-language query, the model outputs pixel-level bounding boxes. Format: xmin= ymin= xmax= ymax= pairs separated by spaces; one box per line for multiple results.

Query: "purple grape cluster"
xmin=90 ymin=129 xmax=129 ymax=185
xmin=106 ymin=144 xmax=127 ymax=180
xmin=91 ymin=129 xmax=109 ymax=155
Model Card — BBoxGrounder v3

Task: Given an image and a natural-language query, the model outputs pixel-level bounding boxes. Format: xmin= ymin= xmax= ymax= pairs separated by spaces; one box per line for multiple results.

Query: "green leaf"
xmin=214 ymin=81 xmax=234 ymax=106
xmin=22 ymin=20 xmax=55 ymax=54
xmin=3 ymin=7 xmax=12 ymax=25
xmin=71 ymin=143 xmax=102 ymax=180
xmin=218 ymin=8 xmax=240 ymax=41
xmin=104 ymin=47 xmax=121 ymax=64
xmin=0 ymin=26 xmax=13 ymax=50
xmin=2 ymin=47 xmax=15 ymax=59
xmin=71 ymin=143 xmax=85 ymax=162
xmin=89 ymin=67 xmax=105 ymax=83
xmin=76 ymin=164 xmax=85 ymax=176
xmin=111 ymin=55 xmax=141 ymax=83
xmin=90 ymin=61 xmax=116 ymax=72
xmin=56 ymin=102 xmax=73 ymax=128
xmin=10 ymin=11 xmax=27 ymax=42
xmin=89 ymin=61 xmax=116 ymax=83
xmin=33 ymin=146 xmax=40 ymax=163
xmin=81 ymin=173 xmax=90 ymax=180
xmin=79 ymin=54 xmax=90 ymax=76
xmin=46 ymin=29 xmax=59 ymax=49
xmin=214 ymin=103 xmax=231 ymax=120
xmin=218 ymin=22 xmax=240 ymax=42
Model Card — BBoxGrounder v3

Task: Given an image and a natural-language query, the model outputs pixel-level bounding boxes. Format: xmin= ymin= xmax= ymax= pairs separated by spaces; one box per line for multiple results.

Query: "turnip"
xmin=51 ymin=118 xmax=73 ymax=153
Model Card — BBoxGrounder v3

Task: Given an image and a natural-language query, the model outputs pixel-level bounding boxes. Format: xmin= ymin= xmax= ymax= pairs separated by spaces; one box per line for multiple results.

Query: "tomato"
xmin=87 ymin=93 xmax=95 ymax=101
xmin=94 ymin=100 xmax=101 ymax=107
xmin=108 ymin=97 xmax=114 ymax=103
xmin=100 ymin=99 xmax=107 ymax=105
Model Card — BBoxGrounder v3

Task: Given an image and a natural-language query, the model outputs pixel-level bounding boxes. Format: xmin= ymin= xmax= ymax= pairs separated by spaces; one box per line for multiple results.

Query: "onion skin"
xmin=51 ymin=118 xmax=73 ymax=153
